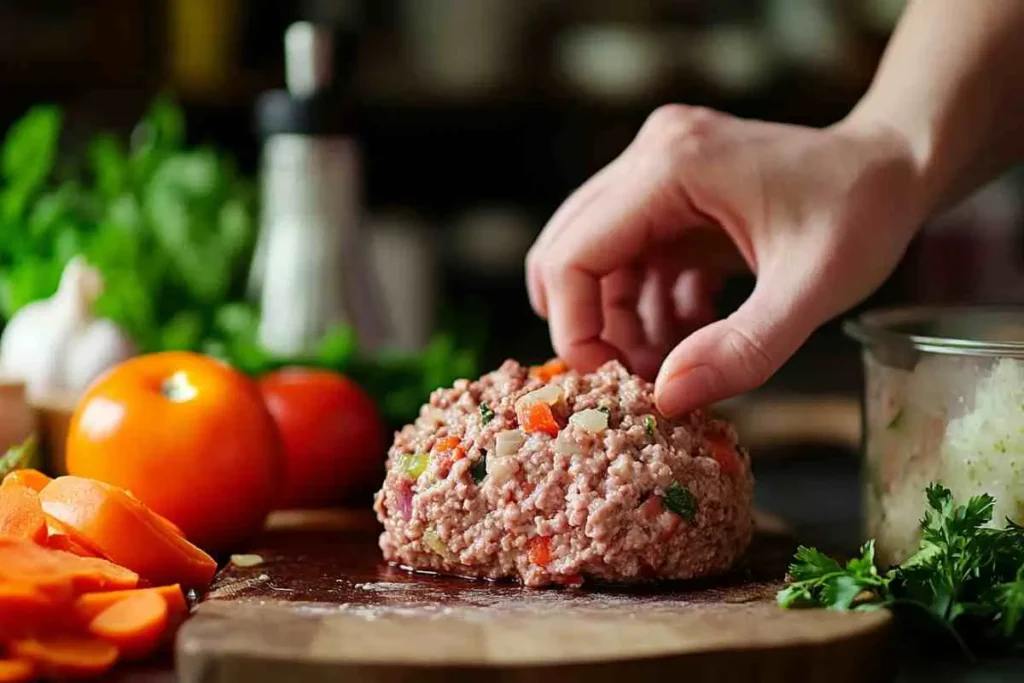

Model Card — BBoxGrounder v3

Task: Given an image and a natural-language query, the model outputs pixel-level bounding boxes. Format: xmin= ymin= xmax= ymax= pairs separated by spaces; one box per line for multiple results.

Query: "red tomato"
xmin=65 ymin=352 xmax=285 ymax=552
xmin=258 ymin=369 xmax=386 ymax=509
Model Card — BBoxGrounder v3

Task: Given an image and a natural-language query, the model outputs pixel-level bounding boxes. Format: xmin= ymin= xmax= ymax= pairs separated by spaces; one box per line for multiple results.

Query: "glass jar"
xmin=845 ymin=307 xmax=1024 ymax=566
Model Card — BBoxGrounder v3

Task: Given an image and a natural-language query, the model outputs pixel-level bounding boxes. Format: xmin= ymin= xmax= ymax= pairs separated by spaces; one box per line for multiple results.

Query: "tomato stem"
xmin=161 ymin=372 xmax=197 ymax=403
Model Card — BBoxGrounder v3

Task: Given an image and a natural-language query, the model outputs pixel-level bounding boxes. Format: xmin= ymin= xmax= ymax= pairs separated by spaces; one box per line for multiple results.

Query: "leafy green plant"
xmin=778 ymin=484 xmax=1024 ymax=658
xmin=0 ymin=98 xmax=481 ymax=429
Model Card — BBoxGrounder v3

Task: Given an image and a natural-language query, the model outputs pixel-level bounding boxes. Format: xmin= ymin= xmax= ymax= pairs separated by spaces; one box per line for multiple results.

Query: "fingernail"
xmin=656 ymin=365 xmax=713 ymax=416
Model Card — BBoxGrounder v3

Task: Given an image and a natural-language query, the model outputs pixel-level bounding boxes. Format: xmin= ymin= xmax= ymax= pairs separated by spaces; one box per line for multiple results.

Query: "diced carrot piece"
xmin=529 ymin=359 xmax=568 ymax=383
xmin=433 ymin=436 xmax=461 ymax=453
xmin=0 ymin=658 xmax=34 ymax=683
xmin=0 ymin=482 xmax=48 ymax=544
xmin=522 ymin=402 xmax=559 ymax=437
xmin=87 ymin=590 xmax=168 ymax=660
xmin=45 ymin=516 xmax=101 ymax=558
xmin=75 ymin=585 xmax=186 ymax=624
xmin=2 ymin=470 xmax=52 ymax=494
xmin=0 ymin=537 xmax=138 ymax=596
xmin=10 ymin=636 xmax=118 ymax=678
xmin=528 ymin=536 xmax=552 ymax=566
xmin=0 ymin=582 xmax=62 ymax=640
xmin=39 ymin=477 xmax=216 ymax=589
xmin=707 ymin=436 xmax=740 ymax=476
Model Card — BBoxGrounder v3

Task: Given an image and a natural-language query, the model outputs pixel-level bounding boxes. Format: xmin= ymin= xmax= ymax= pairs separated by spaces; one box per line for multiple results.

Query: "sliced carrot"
xmin=0 ymin=658 xmax=34 ymax=683
xmin=522 ymin=402 xmax=559 ymax=437
xmin=707 ymin=436 xmax=740 ymax=476
xmin=0 ymin=537 xmax=138 ymax=596
xmin=2 ymin=469 xmax=52 ymax=494
xmin=529 ymin=358 xmax=568 ymax=383
xmin=39 ymin=477 xmax=217 ymax=589
xmin=528 ymin=536 xmax=552 ymax=566
xmin=0 ymin=582 xmax=62 ymax=639
xmin=88 ymin=590 xmax=168 ymax=660
xmin=0 ymin=481 xmax=48 ymax=544
xmin=10 ymin=636 xmax=118 ymax=678
xmin=75 ymin=585 xmax=186 ymax=624
xmin=45 ymin=516 xmax=101 ymax=558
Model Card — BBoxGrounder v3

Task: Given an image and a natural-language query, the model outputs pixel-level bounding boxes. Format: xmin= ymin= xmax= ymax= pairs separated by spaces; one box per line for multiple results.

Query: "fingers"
xmin=541 ymin=166 xmax=688 ymax=373
xmin=601 ymin=269 xmax=663 ymax=381
xmin=654 ymin=271 xmax=821 ymax=416
xmin=526 ymin=155 xmax=627 ymax=318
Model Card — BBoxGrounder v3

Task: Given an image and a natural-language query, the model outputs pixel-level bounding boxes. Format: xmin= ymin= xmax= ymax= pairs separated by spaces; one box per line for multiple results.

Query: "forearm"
xmin=846 ymin=0 xmax=1024 ymax=214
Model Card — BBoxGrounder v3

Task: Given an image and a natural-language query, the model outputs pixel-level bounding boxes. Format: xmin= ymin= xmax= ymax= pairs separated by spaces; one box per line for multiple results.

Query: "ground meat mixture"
xmin=373 ymin=359 xmax=754 ymax=587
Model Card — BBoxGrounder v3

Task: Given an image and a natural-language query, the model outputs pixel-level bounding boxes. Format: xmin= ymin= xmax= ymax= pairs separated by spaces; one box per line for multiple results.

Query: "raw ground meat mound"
xmin=373 ymin=359 xmax=754 ymax=587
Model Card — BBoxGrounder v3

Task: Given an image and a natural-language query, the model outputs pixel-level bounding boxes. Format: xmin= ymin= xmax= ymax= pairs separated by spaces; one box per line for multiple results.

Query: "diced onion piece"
xmin=398 ymin=452 xmax=429 ymax=479
xmin=230 ymin=554 xmax=264 ymax=568
xmin=569 ymin=408 xmax=608 ymax=433
xmin=486 ymin=454 xmax=519 ymax=485
xmin=423 ymin=528 xmax=446 ymax=555
xmin=418 ymin=407 xmax=445 ymax=425
xmin=516 ymin=384 xmax=564 ymax=412
xmin=555 ymin=431 xmax=583 ymax=456
xmin=495 ymin=429 xmax=525 ymax=457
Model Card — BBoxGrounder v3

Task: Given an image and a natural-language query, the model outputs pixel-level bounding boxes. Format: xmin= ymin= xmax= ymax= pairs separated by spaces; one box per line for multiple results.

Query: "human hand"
xmin=526 ymin=105 xmax=926 ymax=416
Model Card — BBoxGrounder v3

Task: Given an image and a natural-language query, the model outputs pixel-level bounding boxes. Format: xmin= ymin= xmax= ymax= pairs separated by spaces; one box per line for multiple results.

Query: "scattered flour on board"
xmin=313 ymin=579 xmax=772 ymax=622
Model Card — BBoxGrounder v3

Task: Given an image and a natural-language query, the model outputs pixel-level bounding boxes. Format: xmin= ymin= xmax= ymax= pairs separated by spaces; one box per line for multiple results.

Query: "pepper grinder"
xmin=250 ymin=21 xmax=388 ymax=356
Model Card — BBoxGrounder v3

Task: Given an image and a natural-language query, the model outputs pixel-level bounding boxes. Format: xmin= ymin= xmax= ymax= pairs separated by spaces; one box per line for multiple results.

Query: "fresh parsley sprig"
xmin=778 ymin=483 xmax=1024 ymax=657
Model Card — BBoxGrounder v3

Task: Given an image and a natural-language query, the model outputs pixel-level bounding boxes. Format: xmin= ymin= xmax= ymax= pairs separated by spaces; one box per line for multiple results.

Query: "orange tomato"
xmin=65 ymin=352 xmax=284 ymax=552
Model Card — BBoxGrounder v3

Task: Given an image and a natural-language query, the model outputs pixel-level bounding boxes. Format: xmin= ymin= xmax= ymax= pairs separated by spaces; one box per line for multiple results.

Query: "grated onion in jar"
xmin=495 ymin=429 xmax=525 ymax=457
xmin=569 ymin=408 xmax=608 ymax=433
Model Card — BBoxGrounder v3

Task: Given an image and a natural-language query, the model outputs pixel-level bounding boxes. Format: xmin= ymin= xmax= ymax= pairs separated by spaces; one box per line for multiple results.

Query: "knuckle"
xmin=723 ymin=325 xmax=775 ymax=386
xmin=641 ymin=105 xmax=721 ymax=150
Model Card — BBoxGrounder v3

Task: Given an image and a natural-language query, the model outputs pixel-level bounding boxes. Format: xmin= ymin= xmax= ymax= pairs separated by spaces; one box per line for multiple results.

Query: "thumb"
xmin=653 ymin=274 xmax=822 ymax=416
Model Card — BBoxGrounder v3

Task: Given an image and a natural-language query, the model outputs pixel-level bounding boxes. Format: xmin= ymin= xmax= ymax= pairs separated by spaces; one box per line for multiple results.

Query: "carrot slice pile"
xmin=39 ymin=477 xmax=217 ymax=589
xmin=9 ymin=636 xmax=119 ymax=678
xmin=2 ymin=469 xmax=52 ymax=494
xmin=0 ymin=482 xmax=48 ymax=544
xmin=87 ymin=590 xmax=169 ymax=660
xmin=0 ymin=658 xmax=34 ymax=682
xmin=0 ymin=471 xmax=215 ymax=677
xmin=75 ymin=585 xmax=186 ymax=625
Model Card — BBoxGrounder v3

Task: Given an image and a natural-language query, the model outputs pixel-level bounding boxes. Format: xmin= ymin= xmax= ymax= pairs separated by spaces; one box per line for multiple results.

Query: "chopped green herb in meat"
xmin=471 ymin=453 xmax=488 ymax=484
xmin=480 ymin=402 xmax=495 ymax=424
xmin=644 ymin=415 xmax=657 ymax=438
xmin=597 ymin=405 xmax=611 ymax=416
xmin=663 ymin=483 xmax=697 ymax=522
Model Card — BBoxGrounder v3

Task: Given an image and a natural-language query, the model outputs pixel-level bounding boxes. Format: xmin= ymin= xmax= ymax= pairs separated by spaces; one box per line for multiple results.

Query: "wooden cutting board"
xmin=176 ymin=510 xmax=894 ymax=683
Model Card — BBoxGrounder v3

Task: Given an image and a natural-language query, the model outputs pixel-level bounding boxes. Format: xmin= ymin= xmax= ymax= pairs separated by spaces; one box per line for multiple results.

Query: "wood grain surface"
xmin=177 ymin=510 xmax=894 ymax=683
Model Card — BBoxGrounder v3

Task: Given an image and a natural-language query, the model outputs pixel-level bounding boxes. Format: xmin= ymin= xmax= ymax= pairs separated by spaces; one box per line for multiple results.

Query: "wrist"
xmin=832 ymin=104 xmax=936 ymax=231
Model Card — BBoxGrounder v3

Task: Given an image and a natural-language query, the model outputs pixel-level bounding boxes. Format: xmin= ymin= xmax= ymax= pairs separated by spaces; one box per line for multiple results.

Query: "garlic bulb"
xmin=0 ymin=257 xmax=137 ymax=401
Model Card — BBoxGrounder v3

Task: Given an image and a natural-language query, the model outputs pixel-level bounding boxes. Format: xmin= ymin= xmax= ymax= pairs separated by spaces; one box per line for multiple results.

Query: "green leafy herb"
xmin=644 ymin=415 xmax=656 ymax=438
xmin=0 ymin=99 xmax=483 ymax=431
xmin=597 ymin=405 xmax=611 ymax=416
xmin=778 ymin=483 xmax=1024 ymax=657
xmin=0 ymin=435 xmax=40 ymax=479
xmin=480 ymin=402 xmax=495 ymax=425
xmin=663 ymin=483 xmax=697 ymax=522
xmin=471 ymin=453 xmax=488 ymax=484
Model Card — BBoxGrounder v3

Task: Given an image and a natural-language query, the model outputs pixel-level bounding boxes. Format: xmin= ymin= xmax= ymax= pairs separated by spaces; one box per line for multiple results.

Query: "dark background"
xmin=1 ymin=0 xmax=1021 ymax=397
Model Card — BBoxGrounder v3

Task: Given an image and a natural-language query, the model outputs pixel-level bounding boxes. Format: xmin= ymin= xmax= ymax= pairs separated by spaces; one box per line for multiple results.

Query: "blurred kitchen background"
xmin=3 ymin=0 xmax=1024 ymax=547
